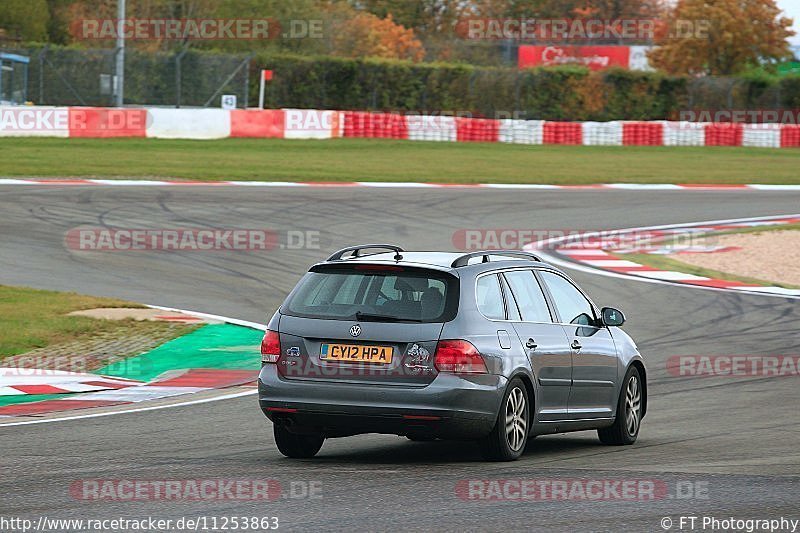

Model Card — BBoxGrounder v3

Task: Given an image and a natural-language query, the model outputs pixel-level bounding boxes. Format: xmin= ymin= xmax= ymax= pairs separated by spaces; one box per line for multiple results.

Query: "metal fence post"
xmin=175 ymin=49 xmax=188 ymax=108
xmin=39 ymin=48 xmax=45 ymax=104
xmin=115 ymin=0 xmax=126 ymax=106
xmin=244 ymin=58 xmax=250 ymax=109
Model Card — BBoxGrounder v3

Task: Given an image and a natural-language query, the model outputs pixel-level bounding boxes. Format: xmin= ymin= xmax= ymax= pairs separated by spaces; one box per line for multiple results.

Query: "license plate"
xmin=320 ymin=343 xmax=393 ymax=364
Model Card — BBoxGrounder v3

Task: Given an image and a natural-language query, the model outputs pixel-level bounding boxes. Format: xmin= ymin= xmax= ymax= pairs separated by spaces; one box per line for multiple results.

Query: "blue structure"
xmin=0 ymin=52 xmax=29 ymax=105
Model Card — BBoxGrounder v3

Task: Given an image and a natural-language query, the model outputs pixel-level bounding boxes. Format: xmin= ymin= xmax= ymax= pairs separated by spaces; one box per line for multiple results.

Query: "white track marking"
xmin=61 ymin=386 xmax=206 ymax=402
xmin=729 ymin=286 xmax=800 ymax=296
xmin=144 ymin=305 xmax=267 ymax=331
xmin=632 ymin=271 xmax=710 ymax=281
xmin=0 ymin=179 xmax=38 ymax=185
xmin=228 ymin=181 xmax=308 ymax=187
xmin=0 ymin=389 xmax=257 ymax=427
xmin=560 ymin=249 xmax=611 ymax=257
xmin=1 ymin=179 xmax=800 ymax=189
xmin=604 ymin=183 xmax=685 ymax=190
xmin=483 ymin=183 xmax=563 ymax=189
xmin=747 ymin=184 xmax=800 ymax=191
xmin=357 ymin=182 xmax=438 ymax=188
xmin=583 ymin=259 xmax=645 ymax=268
xmin=88 ymin=179 xmax=170 ymax=186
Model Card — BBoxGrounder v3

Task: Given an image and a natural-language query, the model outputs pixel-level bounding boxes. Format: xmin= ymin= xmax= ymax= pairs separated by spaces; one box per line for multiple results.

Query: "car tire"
xmin=274 ymin=425 xmax=324 ymax=458
xmin=480 ymin=377 xmax=530 ymax=461
xmin=598 ymin=365 xmax=643 ymax=446
xmin=406 ymin=434 xmax=436 ymax=442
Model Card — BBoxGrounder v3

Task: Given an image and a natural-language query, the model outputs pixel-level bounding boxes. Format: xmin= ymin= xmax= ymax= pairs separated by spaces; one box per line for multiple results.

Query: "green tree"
xmin=0 ymin=0 xmax=49 ymax=42
xmin=44 ymin=0 xmax=74 ymax=45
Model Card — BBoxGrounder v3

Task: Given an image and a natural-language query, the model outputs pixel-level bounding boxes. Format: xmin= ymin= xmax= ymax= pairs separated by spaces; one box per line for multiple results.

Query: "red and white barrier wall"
xmin=2 ymin=106 xmax=800 ymax=148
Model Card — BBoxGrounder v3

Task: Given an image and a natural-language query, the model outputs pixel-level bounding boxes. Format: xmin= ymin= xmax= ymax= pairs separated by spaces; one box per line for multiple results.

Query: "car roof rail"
xmin=451 ymin=250 xmax=543 ymax=268
xmin=327 ymin=244 xmax=405 ymax=262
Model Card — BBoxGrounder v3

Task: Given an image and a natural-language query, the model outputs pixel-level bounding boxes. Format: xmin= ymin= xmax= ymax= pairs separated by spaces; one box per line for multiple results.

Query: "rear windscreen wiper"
xmin=354 ymin=312 xmax=423 ymax=323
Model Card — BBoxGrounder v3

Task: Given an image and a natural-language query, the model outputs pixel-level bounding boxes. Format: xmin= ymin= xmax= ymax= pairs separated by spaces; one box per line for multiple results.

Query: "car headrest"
xmin=394 ymin=276 xmax=429 ymax=292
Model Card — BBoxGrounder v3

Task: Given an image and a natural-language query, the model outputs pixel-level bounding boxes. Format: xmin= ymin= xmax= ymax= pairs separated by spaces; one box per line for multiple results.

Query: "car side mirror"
xmin=601 ymin=307 xmax=625 ymax=327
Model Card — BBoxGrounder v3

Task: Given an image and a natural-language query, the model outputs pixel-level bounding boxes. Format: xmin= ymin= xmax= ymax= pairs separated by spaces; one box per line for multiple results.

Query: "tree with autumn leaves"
xmin=648 ymin=0 xmax=795 ymax=75
xmin=0 ymin=0 xmax=796 ymax=72
xmin=328 ymin=9 xmax=425 ymax=62
xmin=354 ymin=0 xmax=796 ymax=73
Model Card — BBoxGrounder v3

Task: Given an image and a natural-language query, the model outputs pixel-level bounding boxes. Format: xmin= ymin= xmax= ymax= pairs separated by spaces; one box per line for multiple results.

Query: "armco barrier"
xmin=230 ymin=109 xmax=285 ymax=138
xmin=742 ymin=124 xmax=781 ymax=148
xmin=343 ymin=111 xmax=408 ymax=139
xmin=283 ymin=109 xmax=341 ymax=139
xmin=147 ymin=108 xmax=230 ymax=139
xmin=408 ymin=115 xmax=456 ymax=142
xmin=543 ymin=122 xmax=582 ymax=145
xmin=0 ymin=106 xmax=70 ymax=137
xmin=2 ymin=105 xmax=800 ymax=148
xmin=69 ymin=108 xmax=147 ymax=138
xmin=623 ymin=122 xmax=663 ymax=146
xmin=499 ymin=119 xmax=544 ymax=144
xmin=663 ymin=121 xmax=705 ymax=146
xmin=704 ymin=123 xmax=743 ymax=147
xmin=456 ymin=117 xmax=500 ymax=142
xmin=781 ymin=125 xmax=800 ymax=148
xmin=582 ymin=121 xmax=622 ymax=146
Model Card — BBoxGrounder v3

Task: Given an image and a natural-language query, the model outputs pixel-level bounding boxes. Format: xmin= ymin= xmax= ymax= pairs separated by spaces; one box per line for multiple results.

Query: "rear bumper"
xmin=258 ymin=364 xmax=505 ymax=440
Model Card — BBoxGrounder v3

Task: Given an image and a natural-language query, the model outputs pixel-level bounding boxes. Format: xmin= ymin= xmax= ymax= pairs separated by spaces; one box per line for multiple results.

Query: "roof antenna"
xmin=393 ymin=251 xmax=403 ymax=261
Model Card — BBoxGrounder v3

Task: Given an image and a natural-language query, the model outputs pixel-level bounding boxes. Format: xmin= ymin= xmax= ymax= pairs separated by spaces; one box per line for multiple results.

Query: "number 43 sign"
xmin=221 ymin=94 xmax=237 ymax=110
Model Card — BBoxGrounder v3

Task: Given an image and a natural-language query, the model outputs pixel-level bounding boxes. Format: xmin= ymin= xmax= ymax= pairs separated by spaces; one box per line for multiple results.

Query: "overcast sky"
xmin=778 ymin=0 xmax=800 ymax=45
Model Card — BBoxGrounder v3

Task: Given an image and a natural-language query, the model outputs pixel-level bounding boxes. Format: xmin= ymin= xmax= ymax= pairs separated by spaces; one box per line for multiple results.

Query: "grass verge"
xmin=0 ymin=285 xmax=195 ymax=359
xmin=1 ymin=138 xmax=800 ymax=184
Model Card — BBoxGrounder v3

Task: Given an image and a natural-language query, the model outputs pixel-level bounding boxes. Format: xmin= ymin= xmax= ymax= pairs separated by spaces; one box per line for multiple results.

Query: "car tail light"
xmin=354 ymin=264 xmax=403 ymax=271
xmin=261 ymin=330 xmax=281 ymax=364
xmin=434 ymin=340 xmax=488 ymax=374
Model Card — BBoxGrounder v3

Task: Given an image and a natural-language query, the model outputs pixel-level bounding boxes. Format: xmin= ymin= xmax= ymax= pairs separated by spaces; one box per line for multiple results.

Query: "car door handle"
xmin=525 ymin=338 xmax=538 ymax=350
xmin=571 ymin=339 xmax=582 ymax=351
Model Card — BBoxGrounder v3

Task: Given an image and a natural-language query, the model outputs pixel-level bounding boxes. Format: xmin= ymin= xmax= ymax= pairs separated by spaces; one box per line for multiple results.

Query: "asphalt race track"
xmin=1 ymin=185 xmax=799 ymax=532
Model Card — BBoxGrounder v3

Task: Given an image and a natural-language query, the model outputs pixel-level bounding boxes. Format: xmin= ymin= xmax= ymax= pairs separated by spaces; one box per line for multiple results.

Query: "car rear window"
xmin=282 ymin=265 xmax=459 ymax=323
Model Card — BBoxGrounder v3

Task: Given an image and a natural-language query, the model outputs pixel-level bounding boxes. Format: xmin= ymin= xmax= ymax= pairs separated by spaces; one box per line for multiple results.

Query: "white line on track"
xmin=144 ymin=304 xmax=267 ymax=331
xmin=0 ymin=389 xmax=257 ymax=427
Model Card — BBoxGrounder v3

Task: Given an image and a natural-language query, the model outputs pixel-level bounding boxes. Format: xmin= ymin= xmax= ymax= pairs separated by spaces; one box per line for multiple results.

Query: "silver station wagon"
xmin=258 ymin=245 xmax=646 ymax=461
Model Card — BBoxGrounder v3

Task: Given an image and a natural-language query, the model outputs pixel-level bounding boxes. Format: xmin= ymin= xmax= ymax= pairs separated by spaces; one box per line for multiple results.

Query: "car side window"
xmin=476 ymin=274 xmax=505 ymax=320
xmin=540 ymin=271 xmax=595 ymax=326
xmin=502 ymin=270 xmax=552 ymax=323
